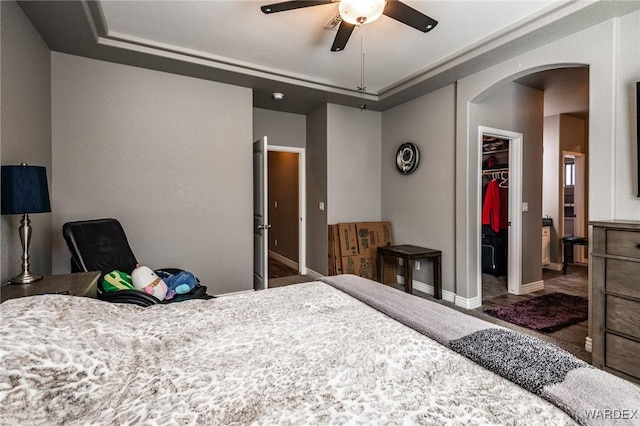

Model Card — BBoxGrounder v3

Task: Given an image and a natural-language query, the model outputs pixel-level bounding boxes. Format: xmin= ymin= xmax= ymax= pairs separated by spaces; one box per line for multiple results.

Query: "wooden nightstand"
xmin=1 ymin=271 xmax=100 ymax=303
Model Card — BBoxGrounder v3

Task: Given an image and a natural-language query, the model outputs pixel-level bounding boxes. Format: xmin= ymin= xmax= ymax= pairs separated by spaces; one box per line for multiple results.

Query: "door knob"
xmin=258 ymin=224 xmax=272 ymax=230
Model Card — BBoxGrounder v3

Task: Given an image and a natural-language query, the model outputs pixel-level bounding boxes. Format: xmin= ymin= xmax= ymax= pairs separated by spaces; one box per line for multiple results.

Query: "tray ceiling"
xmin=17 ymin=1 xmax=640 ymax=113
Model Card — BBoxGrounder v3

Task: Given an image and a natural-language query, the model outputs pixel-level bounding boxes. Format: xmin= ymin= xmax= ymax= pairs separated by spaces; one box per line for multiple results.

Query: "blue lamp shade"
xmin=1 ymin=165 xmax=51 ymax=215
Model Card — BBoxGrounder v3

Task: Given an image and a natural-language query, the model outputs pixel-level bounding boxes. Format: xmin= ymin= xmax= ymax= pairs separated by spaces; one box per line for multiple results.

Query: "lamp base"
xmin=9 ymin=213 xmax=44 ymax=285
xmin=9 ymin=271 xmax=43 ymax=285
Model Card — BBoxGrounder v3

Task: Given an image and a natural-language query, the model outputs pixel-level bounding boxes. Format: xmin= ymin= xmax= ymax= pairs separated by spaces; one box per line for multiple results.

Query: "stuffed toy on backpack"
xmin=102 ymin=270 xmax=134 ymax=293
xmin=155 ymin=269 xmax=198 ymax=300
xmin=131 ymin=264 xmax=168 ymax=301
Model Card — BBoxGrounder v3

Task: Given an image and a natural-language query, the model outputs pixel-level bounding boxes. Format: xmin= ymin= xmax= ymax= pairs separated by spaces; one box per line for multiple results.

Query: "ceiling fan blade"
xmin=261 ymin=1 xmax=333 ymax=14
xmin=330 ymin=20 xmax=355 ymax=52
xmin=383 ymin=0 xmax=438 ymax=33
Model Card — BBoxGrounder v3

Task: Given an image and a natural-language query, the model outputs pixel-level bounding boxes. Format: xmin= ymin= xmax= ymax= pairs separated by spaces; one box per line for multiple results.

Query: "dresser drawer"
xmin=605 ymin=333 xmax=640 ymax=379
xmin=605 ymin=258 xmax=640 ymax=298
xmin=606 ymin=229 xmax=640 ymax=258
xmin=606 ymin=295 xmax=640 ymax=338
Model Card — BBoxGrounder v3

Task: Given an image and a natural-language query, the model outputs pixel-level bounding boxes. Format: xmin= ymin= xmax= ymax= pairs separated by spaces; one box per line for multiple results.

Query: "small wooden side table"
xmin=1 ymin=271 xmax=100 ymax=303
xmin=377 ymin=245 xmax=442 ymax=299
xmin=561 ymin=236 xmax=588 ymax=274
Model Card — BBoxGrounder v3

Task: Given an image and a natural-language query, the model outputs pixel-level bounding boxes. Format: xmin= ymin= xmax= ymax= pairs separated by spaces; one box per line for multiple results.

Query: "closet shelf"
xmin=482 ymin=149 xmax=509 ymax=155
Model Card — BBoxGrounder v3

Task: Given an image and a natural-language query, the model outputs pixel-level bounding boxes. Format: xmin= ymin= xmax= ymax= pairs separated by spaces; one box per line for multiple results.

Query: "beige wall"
xmin=0 ymin=1 xmax=52 ymax=284
xmin=268 ymin=151 xmax=299 ymax=262
xmin=50 ymin=53 xmax=253 ymax=295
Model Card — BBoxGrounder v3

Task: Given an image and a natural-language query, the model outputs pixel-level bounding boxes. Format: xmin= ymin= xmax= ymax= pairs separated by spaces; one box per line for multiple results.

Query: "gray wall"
xmin=327 ymin=104 xmax=382 ymax=224
xmin=50 ymin=53 xmax=253 ymax=295
xmin=455 ymin=11 xmax=640 ymax=304
xmin=0 ymin=1 xmax=52 ymax=284
xmin=613 ymin=9 xmax=640 ymax=218
xmin=253 ymin=108 xmax=306 ymax=148
xmin=305 ymin=105 xmax=328 ymax=275
xmin=471 ymin=82 xmax=545 ymax=289
xmin=381 ymin=84 xmax=456 ymax=295
xmin=268 ymin=151 xmax=298 ymax=262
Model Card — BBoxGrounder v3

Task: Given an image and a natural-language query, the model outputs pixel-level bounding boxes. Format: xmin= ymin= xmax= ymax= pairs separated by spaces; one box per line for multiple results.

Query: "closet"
xmin=481 ymin=136 xmax=509 ymax=280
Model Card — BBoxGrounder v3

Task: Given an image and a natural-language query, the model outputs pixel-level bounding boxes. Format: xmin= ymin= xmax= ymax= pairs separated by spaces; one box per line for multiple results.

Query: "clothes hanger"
xmin=499 ymin=174 xmax=509 ymax=188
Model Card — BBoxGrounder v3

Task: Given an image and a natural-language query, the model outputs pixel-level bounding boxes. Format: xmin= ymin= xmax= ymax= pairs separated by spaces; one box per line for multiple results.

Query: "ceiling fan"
xmin=260 ymin=0 xmax=438 ymax=52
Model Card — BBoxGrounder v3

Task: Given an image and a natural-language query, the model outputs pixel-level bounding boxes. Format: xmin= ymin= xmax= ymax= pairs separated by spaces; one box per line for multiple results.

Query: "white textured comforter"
xmin=0 ymin=281 xmax=575 ymax=425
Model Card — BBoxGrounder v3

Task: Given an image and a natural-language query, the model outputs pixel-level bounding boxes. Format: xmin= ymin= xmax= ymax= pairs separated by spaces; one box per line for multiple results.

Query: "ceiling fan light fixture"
xmin=338 ymin=0 xmax=385 ymax=25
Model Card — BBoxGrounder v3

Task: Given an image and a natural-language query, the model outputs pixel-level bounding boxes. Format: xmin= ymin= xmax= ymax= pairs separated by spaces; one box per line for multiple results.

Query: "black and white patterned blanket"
xmin=322 ymin=274 xmax=640 ymax=426
xmin=0 ymin=276 xmax=636 ymax=425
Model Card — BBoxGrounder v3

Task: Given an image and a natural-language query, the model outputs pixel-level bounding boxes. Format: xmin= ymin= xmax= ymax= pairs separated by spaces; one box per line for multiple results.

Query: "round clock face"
xmin=396 ymin=143 xmax=420 ymax=174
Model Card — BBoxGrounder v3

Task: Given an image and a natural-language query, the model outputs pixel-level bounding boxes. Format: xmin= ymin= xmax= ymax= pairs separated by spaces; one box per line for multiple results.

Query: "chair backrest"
xmin=62 ymin=218 xmax=138 ymax=280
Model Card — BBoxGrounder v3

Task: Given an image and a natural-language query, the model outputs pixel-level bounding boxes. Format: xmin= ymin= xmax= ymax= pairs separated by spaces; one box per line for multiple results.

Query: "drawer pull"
xmin=636 ymin=243 xmax=640 ymax=249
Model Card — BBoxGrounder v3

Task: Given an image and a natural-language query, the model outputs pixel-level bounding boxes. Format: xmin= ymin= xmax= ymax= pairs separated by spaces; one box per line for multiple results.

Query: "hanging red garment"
xmin=482 ymin=179 xmax=507 ymax=233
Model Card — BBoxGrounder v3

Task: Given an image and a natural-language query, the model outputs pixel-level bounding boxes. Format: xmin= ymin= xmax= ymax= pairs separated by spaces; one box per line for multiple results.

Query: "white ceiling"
xmin=98 ymin=0 xmax=557 ymax=94
xmin=17 ymin=0 xmax=639 ymax=113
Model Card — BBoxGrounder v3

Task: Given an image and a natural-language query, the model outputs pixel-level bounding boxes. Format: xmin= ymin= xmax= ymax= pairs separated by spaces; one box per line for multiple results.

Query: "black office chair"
xmin=62 ymin=218 xmax=213 ymax=306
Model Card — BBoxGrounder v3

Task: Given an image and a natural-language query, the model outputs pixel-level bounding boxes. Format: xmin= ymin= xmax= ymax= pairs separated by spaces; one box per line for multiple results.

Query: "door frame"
xmin=478 ymin=126 xmax=523 ymax=297
xmin=267 ymin=145 xmax=307 ymax=274
xmin=561 ymin=151 xmax=587 ymax=263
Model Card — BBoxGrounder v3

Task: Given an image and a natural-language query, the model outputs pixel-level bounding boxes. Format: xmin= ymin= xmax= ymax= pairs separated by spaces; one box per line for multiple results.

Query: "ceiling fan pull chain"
xmin=358 ymin=32 xmax=368 ymax=111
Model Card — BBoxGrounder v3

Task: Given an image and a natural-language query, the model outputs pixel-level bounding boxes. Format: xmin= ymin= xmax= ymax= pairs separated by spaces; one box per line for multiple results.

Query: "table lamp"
xmin=1 ymin=163 xmax=51 ymax=284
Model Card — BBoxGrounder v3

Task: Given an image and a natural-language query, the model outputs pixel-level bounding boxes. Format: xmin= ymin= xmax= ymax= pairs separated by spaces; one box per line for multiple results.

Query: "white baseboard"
xmin=519 ymin=279 xmax=545 ymax=294
xmin=268 ymin=250 xmax=299 ymax=271
xmin=396 ymin=275 xmax=459 ymax=306
xmin=454 ymin=295 xmax=482 ymax=309
xmin=544 ymin=262 xmax=563 ymax=271
xmin=306 ymin=268 xmax=324 ymax=280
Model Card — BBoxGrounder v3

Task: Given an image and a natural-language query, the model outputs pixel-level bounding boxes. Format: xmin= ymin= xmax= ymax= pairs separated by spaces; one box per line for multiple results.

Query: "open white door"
xmin=253 ymin=137 xmax=269 ymax=291
xmin=478 ymin=127 xmax=523 ymax=298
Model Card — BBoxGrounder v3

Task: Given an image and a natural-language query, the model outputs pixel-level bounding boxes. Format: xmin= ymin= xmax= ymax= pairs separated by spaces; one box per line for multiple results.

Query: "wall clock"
xmin=396 ymin=142 xmax=420 ymax=174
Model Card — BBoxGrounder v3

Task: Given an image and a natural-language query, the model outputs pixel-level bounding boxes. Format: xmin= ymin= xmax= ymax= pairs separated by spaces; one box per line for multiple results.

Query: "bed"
xmin=1 ymin=274 xmax=638 ymax=425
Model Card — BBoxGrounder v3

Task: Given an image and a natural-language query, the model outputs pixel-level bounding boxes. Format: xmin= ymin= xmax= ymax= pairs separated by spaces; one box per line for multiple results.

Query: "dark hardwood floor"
xmin=478 ymin=265 xmax=589 ymax=359
xmin=267 ymin=257 xmax=316 ymax=288
xmin=268 ymin=257 xmax=298 ymax=279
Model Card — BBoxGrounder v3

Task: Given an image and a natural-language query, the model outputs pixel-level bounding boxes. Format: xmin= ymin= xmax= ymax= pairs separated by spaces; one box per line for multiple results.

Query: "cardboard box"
xmin=356 ymin=222 xmax=393 ymax=251
xmin=328 ymin=225 xmax=336 ymax=275
xmin=328 ymin=225 xmax=343 ymax=275
xmin=338 ymin=223 xmax=358 ymax=256
xmin=359 ymin=247 xmax=397 ymax=283
xmin=341 ymin=256 xmax=357 ymax=275
xmin=382 ymin=265 xmax=397 ymax=284
xmin=342 ymin=254 xmax=377 ymax=280
xmin=357 ymin=222 xmax=395 ymax=283
xmin=331 ymin=221 xmax=395 ymax=283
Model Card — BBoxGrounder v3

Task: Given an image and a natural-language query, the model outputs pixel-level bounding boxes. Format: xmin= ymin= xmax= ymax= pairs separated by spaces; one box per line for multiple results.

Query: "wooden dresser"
xmin=591 ymin=220 xmax=640 ymax=384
